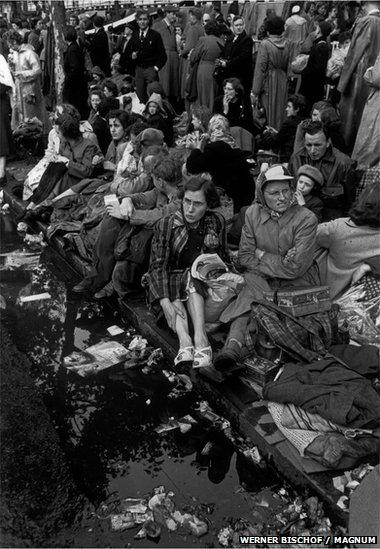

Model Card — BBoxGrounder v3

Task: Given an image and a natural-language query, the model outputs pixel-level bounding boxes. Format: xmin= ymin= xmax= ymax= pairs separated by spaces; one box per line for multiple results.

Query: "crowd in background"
xmin=0 ymin=1 xmax=379 ymax=377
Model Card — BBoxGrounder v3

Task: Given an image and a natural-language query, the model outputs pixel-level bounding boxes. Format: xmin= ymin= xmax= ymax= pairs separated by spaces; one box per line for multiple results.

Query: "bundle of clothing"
xmin=250 ymin=300 xmax=380 ymax=469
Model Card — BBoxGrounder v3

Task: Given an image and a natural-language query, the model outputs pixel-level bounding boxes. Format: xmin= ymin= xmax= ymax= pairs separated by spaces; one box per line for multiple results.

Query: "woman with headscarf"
xmin=186 ymin=114 xmax=254 ymax=212
xmin=190 ymin=21 xmax=224 ymax=110
xmin=213 ymin=164 xmax=320 ymax=371
xmin=251 ymin=16 xmax=291 ymax=131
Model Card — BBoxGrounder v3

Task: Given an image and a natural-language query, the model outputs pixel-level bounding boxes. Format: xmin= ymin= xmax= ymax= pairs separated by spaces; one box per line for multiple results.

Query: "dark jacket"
xmin=299 ymin=37 xmax=330 ymax=104
xmin=89 ymin=27 xmax=111 ymax=76
xmin=118 ymin=36 xmax=136 ymax=75
xmin=260 ymin=114 xmax=303 ymax=162
xmin=289 ymin=145 xmax=355 ymax=218
xmin=187 ymin=141 xmax=254 ymax=212
xmin=129 ymin=28 xmax=167 ymax=70
xmin=223 ymin=31 xmax=253 ymax=94
xmin=213 ymin=94 xmax=253 ymax=133
xmin=62 ymin=42 xmax=88 ymax=118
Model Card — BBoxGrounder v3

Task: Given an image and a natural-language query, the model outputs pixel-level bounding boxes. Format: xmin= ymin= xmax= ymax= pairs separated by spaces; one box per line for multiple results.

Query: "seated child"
xmin=144 ymin=93 xmax=173 ymax=146
xmin=294 ymin=165 xmax=324 ymax=222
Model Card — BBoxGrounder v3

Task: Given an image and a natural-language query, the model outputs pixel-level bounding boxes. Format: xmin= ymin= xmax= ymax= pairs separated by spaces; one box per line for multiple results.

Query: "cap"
xmin=264 ymin=165 xmax=293 ymax=182
xmin=291 ymin=5 xmax=301 ymax=14
xmin=297 ymin=165 xmax=324 ymax=187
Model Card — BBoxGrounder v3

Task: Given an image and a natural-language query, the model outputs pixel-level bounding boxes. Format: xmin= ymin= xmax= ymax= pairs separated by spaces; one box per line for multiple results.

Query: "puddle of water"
xmin=1 ymin=217 xmax=282 ymax=547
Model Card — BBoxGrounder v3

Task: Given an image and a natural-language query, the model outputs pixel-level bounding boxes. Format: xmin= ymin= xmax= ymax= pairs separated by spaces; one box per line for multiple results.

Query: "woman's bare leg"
xmin=186 ymin=291 xmax=209 ymax=349
xmin=172 ymin=299 xmax=193 ymax=348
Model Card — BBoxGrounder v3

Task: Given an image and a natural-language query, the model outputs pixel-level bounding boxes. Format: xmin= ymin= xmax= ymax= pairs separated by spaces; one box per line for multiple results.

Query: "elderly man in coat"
xmin=153 ymin=5 xmax=180 ymax=104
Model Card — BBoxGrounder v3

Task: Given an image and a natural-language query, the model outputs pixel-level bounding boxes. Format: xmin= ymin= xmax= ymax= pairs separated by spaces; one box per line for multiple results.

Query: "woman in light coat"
xmin=7 ymin=30 xmax=47 ymax=130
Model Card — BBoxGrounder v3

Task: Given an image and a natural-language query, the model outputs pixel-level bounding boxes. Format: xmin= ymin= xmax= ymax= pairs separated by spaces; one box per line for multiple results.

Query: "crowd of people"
xmin=0 ymin=0 xmax=379 ymax=390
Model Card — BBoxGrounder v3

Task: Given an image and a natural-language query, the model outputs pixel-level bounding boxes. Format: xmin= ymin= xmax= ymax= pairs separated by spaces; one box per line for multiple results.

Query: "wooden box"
xmin=243 ymin=356 xmax=281 ymax=386
xmin=263 ymin=286 xmax=331 ymax=317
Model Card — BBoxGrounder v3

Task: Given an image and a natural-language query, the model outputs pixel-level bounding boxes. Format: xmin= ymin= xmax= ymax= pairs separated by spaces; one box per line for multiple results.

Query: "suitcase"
xmin=243 ymin=356 xmax=281 ymax=386
xmin=263 ymin=286 xmax=331 ymax=317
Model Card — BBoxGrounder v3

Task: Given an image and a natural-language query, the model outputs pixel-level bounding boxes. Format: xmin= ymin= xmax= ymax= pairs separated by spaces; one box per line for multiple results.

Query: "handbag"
xmin=291 ymin=53 xmax=310 ymax=74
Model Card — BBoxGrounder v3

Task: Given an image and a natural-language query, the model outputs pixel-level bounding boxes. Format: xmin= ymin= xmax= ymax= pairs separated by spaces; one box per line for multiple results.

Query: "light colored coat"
xmin=316 ymin=218 xmax=380 ymax=299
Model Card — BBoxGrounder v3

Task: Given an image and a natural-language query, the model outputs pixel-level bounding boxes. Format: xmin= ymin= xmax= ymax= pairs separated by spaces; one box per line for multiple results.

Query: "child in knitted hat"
xmin=295 ymin=164 xmax=324 ymax=222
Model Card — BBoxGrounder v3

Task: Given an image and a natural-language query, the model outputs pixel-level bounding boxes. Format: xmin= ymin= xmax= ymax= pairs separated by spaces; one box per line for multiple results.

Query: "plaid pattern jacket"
xmin=145 ymin=208 xmax=229 ymax=310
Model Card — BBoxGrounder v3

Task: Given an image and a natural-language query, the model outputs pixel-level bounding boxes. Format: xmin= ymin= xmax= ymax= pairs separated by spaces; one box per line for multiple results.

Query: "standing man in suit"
xmin=130 ymin=10 xmax=167 ymax=103
xmin=117 ymin=24 xmax=136 ymax=75
xmin=89 ymin=15 xmax=111 ymax=76
xmin=152 ymin=5 xmax=180 ymax=106
xmin=220 ymin=16 xmax=253 ymax=97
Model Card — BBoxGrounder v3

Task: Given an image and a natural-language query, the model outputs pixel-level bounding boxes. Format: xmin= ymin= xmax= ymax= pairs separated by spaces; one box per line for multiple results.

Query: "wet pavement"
xmin=1 ymin=211 xmax=343 ymax=547
xmin=0 ymin=212 xmax=284 ymax=547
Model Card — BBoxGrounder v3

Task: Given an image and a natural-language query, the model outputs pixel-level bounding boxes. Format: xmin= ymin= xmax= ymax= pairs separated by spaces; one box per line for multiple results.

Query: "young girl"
xmin=144 ymin=93 xmax=173 ymax=146
xmin=295 ymin=164 xmax=324 ymax=222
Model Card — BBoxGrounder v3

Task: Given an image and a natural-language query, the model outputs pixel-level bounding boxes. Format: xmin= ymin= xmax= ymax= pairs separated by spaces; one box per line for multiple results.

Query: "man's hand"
xmin=160 ymin=298 xmax=186 ymax=331
xmin=255 ymin=248 xmax=265 ymax=260
xmin=284 ymin=247 xmax=296 ymax=262
xmin=92 ymin=154 xmax=103 ymax=166
xmin=106 ymin=202 xmax=125 ymax=219
xmin=119 ymin=197 xmax=134 ymax=219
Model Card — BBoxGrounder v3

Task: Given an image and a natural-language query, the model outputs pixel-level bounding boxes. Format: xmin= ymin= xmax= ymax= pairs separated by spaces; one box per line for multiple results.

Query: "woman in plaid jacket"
xmin=144 ymin=175 xmax=229 ymax=369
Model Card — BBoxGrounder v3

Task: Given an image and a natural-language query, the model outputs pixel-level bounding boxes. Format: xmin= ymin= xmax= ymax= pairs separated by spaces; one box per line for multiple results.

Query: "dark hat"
xmin=297 ymin=165 xmax=324 ymax=188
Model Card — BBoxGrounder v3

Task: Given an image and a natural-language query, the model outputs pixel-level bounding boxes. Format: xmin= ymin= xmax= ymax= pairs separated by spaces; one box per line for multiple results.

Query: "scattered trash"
xmin=333 ymin=475 xmax=347 ymax=493
xmin=1 ymin=203 xmax=10 ymax=213
xmin=64 ymin=341 xmax=129 ymax=376
xmin=108 ymin=486 xmax=208 ymax=540
xmin=196 ymin=400 xmax=231 ymax=435
xmin=0 ymin=250 xmax=40 ymax=270
xmin=16 ymin=221 xmax=28 ymax=233
xmin=242 ymin=446 xmax=262 ymax=465
xmin=128 ymin=335 xmax=148 ymax=351
xmin=218 ymin=526 xmax=234 ymax=547
xmin=23 ymin=232 xmax=46 ymax=250
xmin=107 ymin=325 xmax=125 ymax=336
xmin=155 ymin=415 xmax=197 ymax=434
xmin=336 ymin=495 xmax=349 ymax=510
xmin=19 ymin=292 xmax=51 ymax=303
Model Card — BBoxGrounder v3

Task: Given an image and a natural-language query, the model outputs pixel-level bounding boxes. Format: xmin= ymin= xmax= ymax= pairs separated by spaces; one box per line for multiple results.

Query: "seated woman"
xmin=176 ymin=104 xmax=212 ymax=149
xmin=27 ymin=112 xmax=102 ymax=210
xmin=213 ymin=77 xmax=253 ymax=132
xmin=146 ymin=81 xmax=177 ymax=120
xmin=214 ymin=164 xmax=319 ymax=370
xmin=103 ymin=79 xmax=119 ymax=100
xmin=23 ymin=103 xmax=99 ymax=200
xmin=258 ymin=94 xmax=306 ymax=162
xmin=72 ymin=153 xmax=182 ymax=297
xmin=294 ymin=164 xmax=324 ymax=222
xmin=316 ymin=182 xmax=380 ymax=300
xmin=32 ymin=109 xmax=130 ymax=209
xmin=145 ymin=175 xmax=228 ymax=369
xmin=88 ymin=90 xmax=112 ymax=154
xmin=186 ymin=114 xmax=254 ymax=212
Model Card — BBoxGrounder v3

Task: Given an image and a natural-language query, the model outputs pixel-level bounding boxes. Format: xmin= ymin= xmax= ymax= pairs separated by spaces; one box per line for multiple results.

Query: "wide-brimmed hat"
xmin=264 ymin=165 xmax=293 ymax=182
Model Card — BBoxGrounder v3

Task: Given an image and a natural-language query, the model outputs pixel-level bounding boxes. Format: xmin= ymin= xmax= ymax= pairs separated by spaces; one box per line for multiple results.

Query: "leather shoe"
xmin=72 ymin=279 xmax=92 ymax=294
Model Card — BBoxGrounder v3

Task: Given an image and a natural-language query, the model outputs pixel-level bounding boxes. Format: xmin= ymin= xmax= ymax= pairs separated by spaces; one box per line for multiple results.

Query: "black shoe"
xmin=213 ymin=340 xmax=243 ymax=373
xmin=72 ymin=279 xmax=92 ymax=294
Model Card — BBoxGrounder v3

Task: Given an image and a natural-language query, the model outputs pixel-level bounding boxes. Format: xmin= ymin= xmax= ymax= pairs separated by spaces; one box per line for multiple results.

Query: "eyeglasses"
xmin=264 ymin=189 xmax=291 ymax=198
